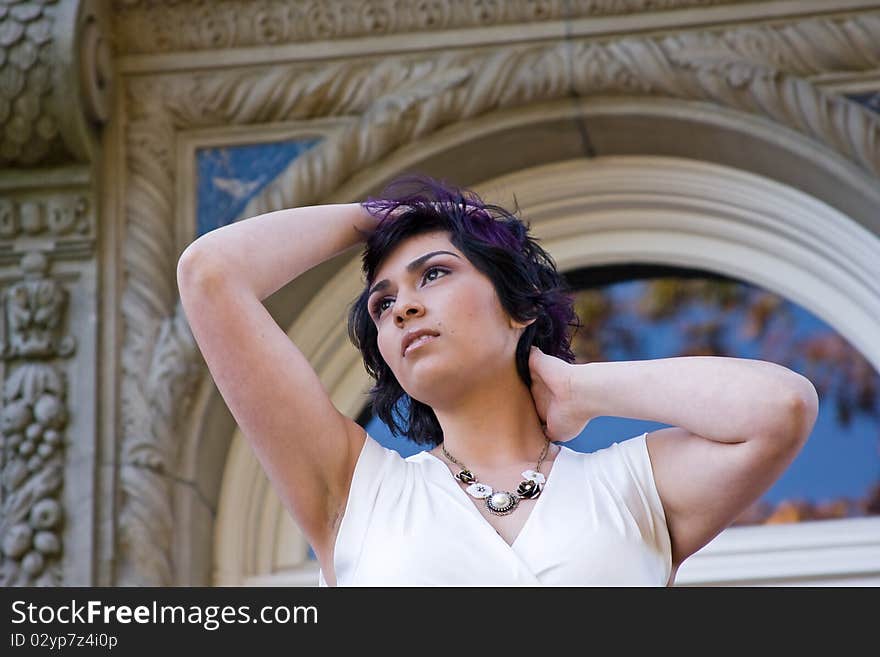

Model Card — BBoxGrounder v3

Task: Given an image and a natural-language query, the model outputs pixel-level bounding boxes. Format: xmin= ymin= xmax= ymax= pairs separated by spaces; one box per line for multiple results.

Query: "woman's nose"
xmin=394 ymin=299 xmax=424 ymax=323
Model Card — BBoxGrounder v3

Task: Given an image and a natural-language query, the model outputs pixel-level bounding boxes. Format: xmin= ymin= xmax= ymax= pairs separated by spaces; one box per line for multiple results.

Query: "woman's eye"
xmin=423 ymin=266 xmax=447 ymax=283
xmin=371 ymin=295 xmax=394 ymax=317
xmin=372 ymin=266 xmax=448 ymax=318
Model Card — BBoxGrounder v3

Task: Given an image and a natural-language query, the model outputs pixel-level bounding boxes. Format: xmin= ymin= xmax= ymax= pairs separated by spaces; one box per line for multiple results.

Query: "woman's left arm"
xmin=573 ymin=355 xmax=819 ymax=568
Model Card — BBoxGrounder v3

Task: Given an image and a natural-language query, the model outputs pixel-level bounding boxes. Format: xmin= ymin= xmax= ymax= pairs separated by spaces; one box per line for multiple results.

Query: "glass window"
xmin=359 ymin=264 xmax=880 ymax=527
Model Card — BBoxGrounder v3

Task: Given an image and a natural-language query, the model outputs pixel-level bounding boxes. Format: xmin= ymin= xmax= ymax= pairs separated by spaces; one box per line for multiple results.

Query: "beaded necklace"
xmin=440 ymin=438 xmax=550 ymax=516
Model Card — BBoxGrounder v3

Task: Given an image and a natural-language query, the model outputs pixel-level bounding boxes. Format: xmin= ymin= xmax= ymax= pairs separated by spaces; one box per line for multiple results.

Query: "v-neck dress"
xmin=317 ymin=431 xmax=672 ymax=586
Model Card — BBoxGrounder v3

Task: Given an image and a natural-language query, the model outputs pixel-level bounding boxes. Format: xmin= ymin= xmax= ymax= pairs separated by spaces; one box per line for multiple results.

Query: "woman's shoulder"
xmin=560 ymin=432 xmax=658 ymax=496
xmin=354 ymin=433 xmax=434 ymax=483
xmin=566 ymin=432 xmax=650 ymax=464
xmin=404 ymin=448 xmax=439 ymax=464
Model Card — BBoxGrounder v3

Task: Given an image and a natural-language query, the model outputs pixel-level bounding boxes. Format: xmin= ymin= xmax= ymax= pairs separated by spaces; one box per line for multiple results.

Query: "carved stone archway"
xmin=212 ymin=153 xmax=880 ymax=586
xmin=106 ymin=6 xmax=880 ymax=586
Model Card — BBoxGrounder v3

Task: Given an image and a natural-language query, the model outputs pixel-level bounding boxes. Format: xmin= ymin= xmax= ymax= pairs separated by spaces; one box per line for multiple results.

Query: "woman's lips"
xmin=404 ymin=334 xmax=438 ymax=357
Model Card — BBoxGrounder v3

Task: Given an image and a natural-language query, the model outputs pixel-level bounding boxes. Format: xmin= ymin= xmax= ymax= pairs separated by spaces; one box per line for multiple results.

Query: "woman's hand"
xmin=528 ymin=346 xmax=595 ymax=442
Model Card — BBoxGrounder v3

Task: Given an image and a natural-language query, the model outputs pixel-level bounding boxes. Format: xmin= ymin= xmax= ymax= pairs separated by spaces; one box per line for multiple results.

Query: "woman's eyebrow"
xmin=368 ymin=250 xmax=461 ymax=298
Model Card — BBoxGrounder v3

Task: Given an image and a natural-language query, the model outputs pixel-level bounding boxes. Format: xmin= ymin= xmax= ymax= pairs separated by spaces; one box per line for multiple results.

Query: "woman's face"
xmin=367 ymin=231 xmax=529 ymax=406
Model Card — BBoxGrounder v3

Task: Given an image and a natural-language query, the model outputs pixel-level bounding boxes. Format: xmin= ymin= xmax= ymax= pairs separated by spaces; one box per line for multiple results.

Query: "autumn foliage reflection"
xmin=569 ymin=276 xmax=880 ymax=526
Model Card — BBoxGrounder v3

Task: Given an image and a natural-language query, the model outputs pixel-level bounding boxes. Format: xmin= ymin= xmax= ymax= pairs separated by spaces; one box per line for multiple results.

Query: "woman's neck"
xmin=429 ymin=369 xmax=550 ymax=470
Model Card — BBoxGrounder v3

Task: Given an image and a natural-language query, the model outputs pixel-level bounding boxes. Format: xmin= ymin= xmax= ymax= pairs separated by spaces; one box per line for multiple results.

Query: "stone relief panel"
xmin=0 ymin=194 xmax=92 ymax=243
xmin=0 ymin=103 xmax=97 ymax=586
xmin=0 ymin=251 xmax=74 ymax=586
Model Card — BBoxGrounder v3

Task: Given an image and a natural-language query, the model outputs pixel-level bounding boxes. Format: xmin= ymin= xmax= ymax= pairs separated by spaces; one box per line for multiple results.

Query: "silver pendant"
xmin=486 ymin=491 xmax=519 ymax=516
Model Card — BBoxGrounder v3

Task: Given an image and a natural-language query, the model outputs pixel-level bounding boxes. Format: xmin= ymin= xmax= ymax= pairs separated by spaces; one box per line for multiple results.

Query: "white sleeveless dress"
xmin=318 ymin=431 xmax=672 ymax=586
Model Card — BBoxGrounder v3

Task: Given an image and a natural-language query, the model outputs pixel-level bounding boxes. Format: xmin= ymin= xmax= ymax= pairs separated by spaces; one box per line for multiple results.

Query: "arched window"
xmin=359 ymin=265 xmax=878 ymax=527
xmin=351 ymin=264 xmax=880 ymax=583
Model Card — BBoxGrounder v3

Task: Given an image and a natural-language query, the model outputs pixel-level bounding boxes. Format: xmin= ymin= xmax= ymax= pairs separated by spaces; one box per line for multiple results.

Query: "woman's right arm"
xmin=176 ymin=203 xmax=379 ymax=567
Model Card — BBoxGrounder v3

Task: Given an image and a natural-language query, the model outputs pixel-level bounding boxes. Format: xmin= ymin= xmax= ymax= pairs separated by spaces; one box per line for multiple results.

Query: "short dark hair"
xmin=347 ymin=174 xmax=581 ymax=446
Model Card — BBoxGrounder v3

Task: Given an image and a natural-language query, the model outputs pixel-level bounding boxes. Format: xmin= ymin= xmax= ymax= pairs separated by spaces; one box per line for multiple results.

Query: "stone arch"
xmin=209 ymin=144 xmax=880 ymax=585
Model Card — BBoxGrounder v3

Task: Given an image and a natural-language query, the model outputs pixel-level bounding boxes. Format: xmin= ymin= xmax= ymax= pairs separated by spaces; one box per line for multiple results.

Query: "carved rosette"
xmin=0 ymin=0 xmax=113 ymax=167
xmin=0 ymin=251 xmax=75 ymax=586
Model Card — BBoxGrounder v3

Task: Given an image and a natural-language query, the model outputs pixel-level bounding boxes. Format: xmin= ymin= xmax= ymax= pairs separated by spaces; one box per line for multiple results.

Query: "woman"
xmin=177 ymin=174 xmax=818 ymax=586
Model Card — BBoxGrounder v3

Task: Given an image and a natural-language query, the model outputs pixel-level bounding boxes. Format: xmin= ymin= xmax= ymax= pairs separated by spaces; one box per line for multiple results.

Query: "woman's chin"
xmin=405 ymin=368 xmax=472 ymax=404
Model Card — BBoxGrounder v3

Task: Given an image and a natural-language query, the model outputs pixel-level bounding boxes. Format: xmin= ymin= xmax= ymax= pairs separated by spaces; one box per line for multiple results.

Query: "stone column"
xmin=0 ymin=0 xmax=111 ymax=585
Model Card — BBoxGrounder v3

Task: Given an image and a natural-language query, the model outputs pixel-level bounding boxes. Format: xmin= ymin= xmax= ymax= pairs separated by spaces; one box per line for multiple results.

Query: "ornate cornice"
xmin=0 ymin=0 xmax=113 ymax=167
xmin=111 ymin=0 xmax=737 ymax=55
xmin=115 ymin=10 xmax=880 ymax=585
xmin=241 ymin=12 xmax=880 ymax=214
